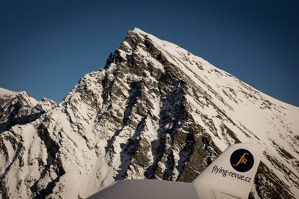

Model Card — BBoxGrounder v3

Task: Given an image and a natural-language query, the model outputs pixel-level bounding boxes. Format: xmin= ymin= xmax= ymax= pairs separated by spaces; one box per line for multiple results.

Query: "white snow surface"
xmin=0 ymin=87 xmax=20 ymax=97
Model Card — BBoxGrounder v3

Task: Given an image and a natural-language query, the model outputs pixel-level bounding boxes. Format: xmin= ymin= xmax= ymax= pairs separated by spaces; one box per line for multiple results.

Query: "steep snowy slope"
xmin=0 ymin=28 xmax=298 ymax=199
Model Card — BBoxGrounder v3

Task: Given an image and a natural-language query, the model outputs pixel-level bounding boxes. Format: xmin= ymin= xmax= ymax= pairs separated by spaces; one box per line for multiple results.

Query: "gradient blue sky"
xmin=1 ymin=0 xmax=298 ymax=106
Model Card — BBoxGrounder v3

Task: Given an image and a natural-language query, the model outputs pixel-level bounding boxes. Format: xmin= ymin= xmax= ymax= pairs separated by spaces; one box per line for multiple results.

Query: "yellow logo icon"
xmin=230 ymin=149 xmax=254 ymax=172
xmin=233 ymin=153 xmax=249 ymax=167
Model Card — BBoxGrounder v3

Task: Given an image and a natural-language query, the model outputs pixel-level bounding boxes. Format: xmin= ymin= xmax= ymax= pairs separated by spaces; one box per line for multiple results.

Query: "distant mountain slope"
xmin=0 ymin=28 xmax=298 ymax=199
xmin=0 ymin=88 xmax=57 ymax=134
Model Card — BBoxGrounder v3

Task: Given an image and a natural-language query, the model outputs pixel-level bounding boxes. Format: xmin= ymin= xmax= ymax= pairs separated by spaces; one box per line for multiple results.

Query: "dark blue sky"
xmin=1 ymin=0 xmax=298 ymax=106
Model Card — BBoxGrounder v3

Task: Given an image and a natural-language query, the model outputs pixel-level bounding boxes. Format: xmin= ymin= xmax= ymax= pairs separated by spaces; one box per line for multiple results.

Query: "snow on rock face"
xmin=0 ymin=88 xmax=20 ymax=97
xmin=0 ymin=89 xmax=58 ymax=134
xmin=0 ymin=29 xmax=299 ymax=199
xmin=35 ymin=98 xmax=58 ymax=112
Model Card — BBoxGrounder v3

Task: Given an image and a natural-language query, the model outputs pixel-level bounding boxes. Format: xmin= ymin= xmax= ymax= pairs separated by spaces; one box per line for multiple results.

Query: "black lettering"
xmin=231 ymin=172 xmax=236 ymax=178
xmin=211 ymin=165 xmax=217 ymax=174
xmin=216 ymin=167 xmax=220 ymax=174
xmin=223 ymin=170 xmax=228 ymax=177
xmin=219 ymin=167 xmax=223 ymax=174
xmin=211 ymin=166 xmax=252 ymax=183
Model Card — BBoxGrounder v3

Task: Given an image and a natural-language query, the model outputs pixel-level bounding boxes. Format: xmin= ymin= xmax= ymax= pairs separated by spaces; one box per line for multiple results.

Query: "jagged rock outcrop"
xmin=0 ymin=28 xmax=298 ymax=199
xmin=0 ymin=89 xmax=57 ymax=134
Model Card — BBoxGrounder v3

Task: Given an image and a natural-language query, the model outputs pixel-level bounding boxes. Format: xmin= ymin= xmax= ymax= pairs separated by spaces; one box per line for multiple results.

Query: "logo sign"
xmin=230 ymin=149 xmax=254 ymax=172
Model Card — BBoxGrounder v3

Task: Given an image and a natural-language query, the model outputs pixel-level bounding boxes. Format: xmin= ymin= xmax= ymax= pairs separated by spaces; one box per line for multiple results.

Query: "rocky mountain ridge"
xmin=0 ymin=28 xmax=298 ymax=199
xmin=0 ymin=88 xmax=57 ymax=134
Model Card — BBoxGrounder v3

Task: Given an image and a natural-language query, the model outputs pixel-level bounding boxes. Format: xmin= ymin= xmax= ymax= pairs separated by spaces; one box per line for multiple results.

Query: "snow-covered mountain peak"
xmin=36 ymin=98 xmax=58 ymax=112
xmin=0 ymin=30 xmax=298 ymax=199
xmin=130 ymin=27 xmax=147 ymax=34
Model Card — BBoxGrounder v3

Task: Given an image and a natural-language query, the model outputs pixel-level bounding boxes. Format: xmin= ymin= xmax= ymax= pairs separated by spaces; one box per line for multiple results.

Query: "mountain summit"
xmin=1 ymin=28 xmax=298 ymax=199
